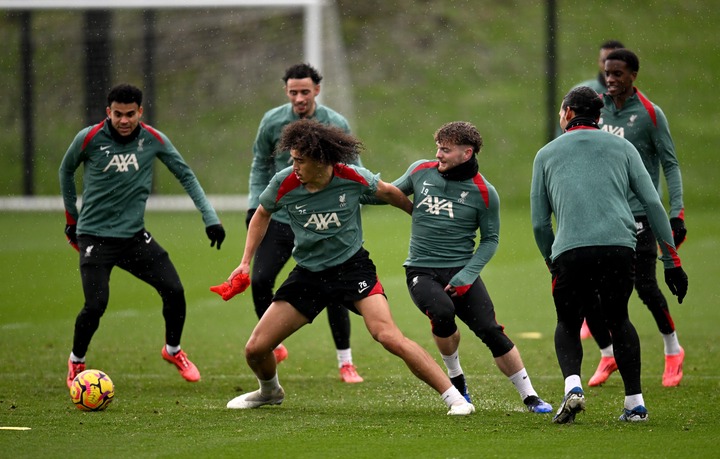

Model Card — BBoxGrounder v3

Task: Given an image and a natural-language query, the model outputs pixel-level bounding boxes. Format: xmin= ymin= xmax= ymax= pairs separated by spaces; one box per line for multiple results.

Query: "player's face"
xmin=290 ymin=149 xmax=323 ymax=184
xmin=604 ymin=59 xmax=637 ymax=98
xmin=558 ymin=105 xmax=570 ymax=131
xmin=107 ymin=102 xmax=143 ymax=137
xmin=435 ymin=142 xmax=472 ymax=173
xmin=596 ymin=47 xmax=616 ymax=85
xmin=285 ymin=77 xmax=320 ymax=118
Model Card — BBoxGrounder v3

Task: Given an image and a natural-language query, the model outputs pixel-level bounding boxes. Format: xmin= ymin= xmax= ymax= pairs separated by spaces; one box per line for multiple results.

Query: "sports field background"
xmin=1 ymin=1 xmax=719 ymax=458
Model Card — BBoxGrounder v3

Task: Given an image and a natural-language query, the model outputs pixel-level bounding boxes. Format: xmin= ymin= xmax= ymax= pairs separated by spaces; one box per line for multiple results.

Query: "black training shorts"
xmin=272 ymin=247 xmax=385 ymax=322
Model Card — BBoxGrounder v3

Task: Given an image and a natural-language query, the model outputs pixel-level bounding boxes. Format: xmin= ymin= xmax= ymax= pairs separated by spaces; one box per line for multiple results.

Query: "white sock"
xmin=564 ymin=375 xmax=582 ymax=394
xmin=165 ymin=344 xmax=181 ymax=355
xmin=441 ymin=385 xmax=466 ymax=408
xmin=441 ymin=350 xmax=463 ymax=378
xmin=600 ymin=344 xmax=614 ymax=358
xmin=662 ymin=332 xmax=682 ymax=355
xmin=69 ymin=352 xmax=85 ymax=363
xmin=509 ymin=368 xmax=537 ymax=401
xmin=336 ymin=348 xmax=353 ymax=367
xmin=259 ymin=374 xmax=281 ymax=394
xmin=625 ymin=393 xmax=645 ymax=410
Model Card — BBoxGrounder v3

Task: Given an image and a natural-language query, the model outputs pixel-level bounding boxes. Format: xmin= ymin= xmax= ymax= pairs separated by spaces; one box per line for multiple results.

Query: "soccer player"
xmin=224 ymin=119 xmax=475 ymax=415
xmin=246 ymin=63 xmax=363 ymax=383
xmin=571 ymin=40 xmax=625 ymax=94
xmin=531 ymin=86 xmax=688 ymax=423
xmin=60 ymin=83 xmax=225 ymax=387
xmin=381 ymin=121 xmax=552 ymax=414
xmin=585 ymin=48 xmax=688 ymax=388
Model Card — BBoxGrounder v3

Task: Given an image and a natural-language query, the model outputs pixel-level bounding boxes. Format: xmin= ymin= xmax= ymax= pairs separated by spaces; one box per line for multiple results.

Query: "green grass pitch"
xmin=0 ymin=206 xmax=718 ymax=458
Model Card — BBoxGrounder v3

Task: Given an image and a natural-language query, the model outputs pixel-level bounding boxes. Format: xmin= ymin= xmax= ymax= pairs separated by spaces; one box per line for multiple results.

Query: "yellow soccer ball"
xmin=69 ymin=369 xmax=115 ymax=411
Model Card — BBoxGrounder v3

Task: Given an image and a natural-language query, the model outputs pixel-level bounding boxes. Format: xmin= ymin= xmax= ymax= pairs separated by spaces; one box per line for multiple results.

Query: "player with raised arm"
xmin=222 ymin=119 xmax=475 ymax=416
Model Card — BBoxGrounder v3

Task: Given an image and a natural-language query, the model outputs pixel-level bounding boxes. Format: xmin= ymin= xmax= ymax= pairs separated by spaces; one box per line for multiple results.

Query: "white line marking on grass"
xmin=517 ymin=332 xmax=543 ymax=339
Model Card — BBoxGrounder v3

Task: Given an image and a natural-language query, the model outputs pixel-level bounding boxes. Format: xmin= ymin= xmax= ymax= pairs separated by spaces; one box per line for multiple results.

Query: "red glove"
xmin=210 ymin=274 xmax=250 ymax=301
xmin=453 ymin=284 xmax=472 ymax=297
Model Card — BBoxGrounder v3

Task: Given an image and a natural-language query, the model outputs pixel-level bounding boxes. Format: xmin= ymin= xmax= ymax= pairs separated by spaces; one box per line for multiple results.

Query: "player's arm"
xmin=654 ymin=107 xmax=686 ymax=247
xmin=359 ymin=161 xmax=416 ymax=206
xmin=628 ymin=143 xmax=687 ymax=303
xmin=530 ymin=154 xmax=555 ymax=261
xmin=229 ymin=205 xmax=272 ymax=280
xmin=59 ymin=131 xmax=87 ymax=251
xmin=374 ymin=180 xmax=413 ymax=215
xmin=447 ymin=186 xmax=500 ymax=296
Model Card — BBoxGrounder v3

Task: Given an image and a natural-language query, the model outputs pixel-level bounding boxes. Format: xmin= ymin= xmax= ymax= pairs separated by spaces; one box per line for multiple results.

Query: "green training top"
xmin=59 ymin=120 xmax=220 ymax=238
xmin=393 ymin=160 xmax=500 ymax=289
xmin=248 ymin=103 xmax=352 ymax=225
xmin=530 ymin=126 xmax=681 ymax=269
xmin=259 ymin=164 xmax=379 ymax=272
xmin=599 ymin=88 xmax=684 ymax=218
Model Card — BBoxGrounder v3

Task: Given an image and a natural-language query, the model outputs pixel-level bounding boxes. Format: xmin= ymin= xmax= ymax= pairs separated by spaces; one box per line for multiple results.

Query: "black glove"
xmin=245 ymin=208 xmax=257 ymax=229
xmin=670 ymin=217 xmax=687 ymax=249
xmin=206 ymin=224 xmax=226 ymax=250
xmin=664 ymin=266 xmax=688 ymax=304
xmin=65 ymin=224 xmax=79 ymax=251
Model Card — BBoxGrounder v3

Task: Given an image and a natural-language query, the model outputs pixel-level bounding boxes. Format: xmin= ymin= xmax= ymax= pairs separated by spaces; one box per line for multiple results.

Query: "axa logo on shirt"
xmin=601 ymin=125 xmax=625 ymax=138
xmin=103 ymin=154 xmax=140 ymax=172
xmin=303 ymin=212 xmax=341 ymax=230
xmin=417 ymin=195 xmax=454 ymax=218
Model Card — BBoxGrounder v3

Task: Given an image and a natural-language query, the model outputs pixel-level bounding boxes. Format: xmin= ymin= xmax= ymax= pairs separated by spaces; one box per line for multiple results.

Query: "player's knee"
xmin=244 ymin=337 xmax=270 ymax=365
xmin=635 ymin=283 xmax=664 ymax=305
xmin=371 ymin=326 xmax=405 ymax=354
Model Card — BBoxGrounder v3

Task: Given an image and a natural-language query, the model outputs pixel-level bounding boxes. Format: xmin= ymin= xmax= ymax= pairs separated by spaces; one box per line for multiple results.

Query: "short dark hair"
xmin=434 ymin=121 xmax=483 ymax=154
xmin=562 ymin=86 xmax=604 ymax=119
xmin=600 ymin=39 xmax=624 ymax=50
xmin=282 ymin=63 xmax=323 ymax=85
xmin=278 ymin=119 xmax=361 ymax=165
xmin=107 ymin=83 xmax=143 ymax=106
xmin=605 ymin=48 xmax=639 ymax=73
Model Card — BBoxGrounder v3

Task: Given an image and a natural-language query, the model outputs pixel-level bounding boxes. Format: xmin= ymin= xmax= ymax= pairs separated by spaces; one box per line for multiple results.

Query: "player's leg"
xmin=250 ymin=220 xmax=294 ymax=319
xmin=118 ymin=231 xmax=198 ymax=382
xmin=585 ymin=293 xmax=619 ymax=386
xmin=635 ymin=218 xmax=684 ymax=386
xmin=405 ymin=267 xmax=469 ymax=401
xmin=68 ymin=234 xmax=117 ymax=387
xmin=550 ymin=249 xmax=593 ymax=423
xmin=598 ymin=246 xmax=647 ymax=421
xmin=355 ymin=293 xmax=472 ymax=414
xmin=250 ymin=220 xmax=295 ymax=364
xmin=228 ymin=265 xmax=317 ymax=409
xmin=327 ymin=303 xmax=363 ymax=382
xmin=227 ymin=300 xmax=308 ymax=409
xmin=458 ymin=276 xmax=551 ymax=413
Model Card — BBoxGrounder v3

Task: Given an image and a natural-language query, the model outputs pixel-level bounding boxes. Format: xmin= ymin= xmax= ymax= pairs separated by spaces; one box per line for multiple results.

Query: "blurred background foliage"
xmin=0 ymin=0 xmax=718 ymax=209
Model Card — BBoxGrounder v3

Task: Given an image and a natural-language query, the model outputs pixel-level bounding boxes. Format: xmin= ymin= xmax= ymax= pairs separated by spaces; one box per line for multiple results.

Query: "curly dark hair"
xmin=107 ymin=83 xmax=142 ymax=106
xmin=434 ymin=121 xmax=483 ymax=154
xmin=278 ymin=119 xmax=362 ymax=165
xmin=562 ymin=86 xmax=604 ymax=118
xmin=282 ymin=63 xmax=323 ymax=85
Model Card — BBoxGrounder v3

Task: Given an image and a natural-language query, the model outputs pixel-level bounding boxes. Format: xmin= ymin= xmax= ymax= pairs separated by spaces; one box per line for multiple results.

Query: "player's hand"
xmin=545 ymin=258 xmax=559 ymax=280
xmin=444 ymin=284 xmax=471 ymax=297
xmin=245 ymin=208 xmax=257 ymax=229
xmin=664 ymin=266 xmax=688 ymax=304
xmin=206 ymin=224 xmax=226 ymax=250
xmin=65 ymin=224 xmax=79 ymax=252
xmin=670 ymin=217 xmax=687 ymax=249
